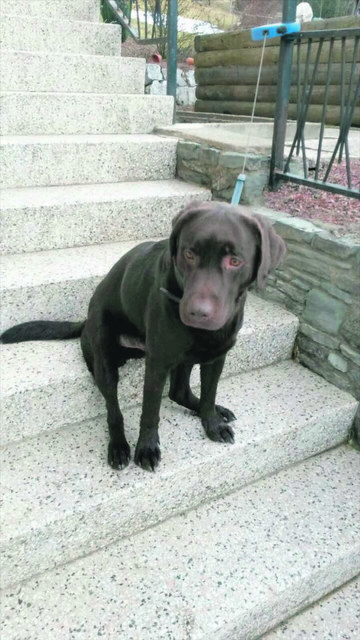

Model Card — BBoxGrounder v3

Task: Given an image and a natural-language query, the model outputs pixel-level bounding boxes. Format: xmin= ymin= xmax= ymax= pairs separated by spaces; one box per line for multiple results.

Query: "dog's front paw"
xmin=108 ymin=439 xmax=131 ymax=470
xmin=202 ymin=415 xmax=235 ymax=444
xmin=215 ymin=404 xmax=236 ymax=423
xmin=134 ymin=436 xmax=161 ymax=471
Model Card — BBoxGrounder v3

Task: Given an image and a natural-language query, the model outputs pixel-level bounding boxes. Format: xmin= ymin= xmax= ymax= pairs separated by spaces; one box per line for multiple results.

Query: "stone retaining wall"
xmin=145 ymin=64 xmax=196 ymax=106
xmin=177 ymin=140 xmax=269 ymax=203
xmin=252 ymin=209 xmax=360 ymax=406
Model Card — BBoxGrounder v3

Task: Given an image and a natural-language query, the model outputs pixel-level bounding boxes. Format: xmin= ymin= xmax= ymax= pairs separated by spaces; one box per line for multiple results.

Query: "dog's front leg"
xmin=134 ymin=355 xmax=168 ymax=471
xmin=200 ymin=356 xmax=236 ymax=444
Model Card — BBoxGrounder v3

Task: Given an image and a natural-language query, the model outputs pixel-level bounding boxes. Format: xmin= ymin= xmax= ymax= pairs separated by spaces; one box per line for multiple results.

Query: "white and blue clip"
xmin=251 ymin=21 xmax=300 ymax=41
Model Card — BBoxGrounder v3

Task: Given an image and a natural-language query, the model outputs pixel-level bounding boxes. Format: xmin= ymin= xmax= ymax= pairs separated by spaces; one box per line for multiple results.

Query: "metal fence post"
xmin=269 ymin=0 xmax=297 ymax=187
xmin=167 ymin=0 xmax=178 ymax=123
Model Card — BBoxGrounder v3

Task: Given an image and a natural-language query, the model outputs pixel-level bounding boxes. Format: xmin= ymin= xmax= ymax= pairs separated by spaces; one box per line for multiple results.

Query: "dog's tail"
xmin=0 ymin=320 xmax=85 ymax=344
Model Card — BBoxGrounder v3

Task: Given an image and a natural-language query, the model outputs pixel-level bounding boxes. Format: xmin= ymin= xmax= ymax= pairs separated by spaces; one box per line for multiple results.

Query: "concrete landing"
xmin=156 ymin=122 xmax=360 ymax=161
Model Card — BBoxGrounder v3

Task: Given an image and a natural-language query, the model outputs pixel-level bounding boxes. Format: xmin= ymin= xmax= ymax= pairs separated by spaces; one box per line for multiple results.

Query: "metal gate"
xmin=269 ymin=3 xmax=360 ymax=200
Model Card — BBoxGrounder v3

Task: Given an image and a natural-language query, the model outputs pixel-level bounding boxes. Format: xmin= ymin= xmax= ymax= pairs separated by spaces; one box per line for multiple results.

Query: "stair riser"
xmin=1 ymin=402 xmax=356 ymax=590
xmin=0 ymin=312 xmax=298 ymax=445
xmin=0 ymin=16 xmax=121 ymax=55
xmin=0 ymin=93 xmax=174 ymax=136
xmin=1 ymin=52 xmax=144 ymax=94
xmin=0 ymin=0 xmax=100 ymax=22
xmin=0 ymin=186 xmax=209 ymax=254
xmin=0 ymin=137 xmax=178 ymax=188
xmin=263 ymin=578 xmax=360 ymax=639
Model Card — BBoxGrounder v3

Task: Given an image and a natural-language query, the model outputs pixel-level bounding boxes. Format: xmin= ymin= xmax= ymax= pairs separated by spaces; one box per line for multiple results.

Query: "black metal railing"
xmin=101 ymin=0 xmax=177 ymax=119
xmin=101 ymin=0 xmax=167 ymax=44
xmin=270 ymin=2 xmax=360 ymax=200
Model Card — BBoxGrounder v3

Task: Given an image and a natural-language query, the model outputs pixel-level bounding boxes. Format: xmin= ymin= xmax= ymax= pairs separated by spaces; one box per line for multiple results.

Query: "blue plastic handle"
xmin=231 ymin=173 xmax=246 ymax=205
xmin=252 ymin=21 xmax=300 ymax=41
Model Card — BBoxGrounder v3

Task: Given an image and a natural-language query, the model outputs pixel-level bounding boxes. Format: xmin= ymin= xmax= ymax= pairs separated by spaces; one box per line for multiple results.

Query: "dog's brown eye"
xmin=224 ymin=255 xmax=243 ymax=269
xmin=184 ymin=249 xmax=195 ymax=262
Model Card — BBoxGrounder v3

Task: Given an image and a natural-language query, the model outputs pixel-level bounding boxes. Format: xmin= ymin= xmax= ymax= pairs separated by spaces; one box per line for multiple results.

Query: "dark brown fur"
xmin=1 ymin=201 xmax=286 ymax=470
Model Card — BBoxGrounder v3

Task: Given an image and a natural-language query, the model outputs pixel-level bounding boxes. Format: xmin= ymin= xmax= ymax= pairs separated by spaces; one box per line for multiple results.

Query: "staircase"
xmin=0 ymin=1 xmax=359 ymax=637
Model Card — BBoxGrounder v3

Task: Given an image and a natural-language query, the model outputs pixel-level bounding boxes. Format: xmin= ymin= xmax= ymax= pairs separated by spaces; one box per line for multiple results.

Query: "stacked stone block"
xmin=256 ymin=210 xmax=360 ymax=402
xmin=177 ymin=140 xmax=269 ymax=203
xmin=145 ymin=64 xmax=196 ymax=106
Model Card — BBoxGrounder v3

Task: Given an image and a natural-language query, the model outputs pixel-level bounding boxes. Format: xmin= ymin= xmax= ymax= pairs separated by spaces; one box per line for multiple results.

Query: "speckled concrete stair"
xmin=262 ymin=576 xmax=360 ymax=639
xmin=0 ymin=0 xmax=100 ymax=22
xmin=0 ymin=180 xmax=211 ymax=254
xmin=1 ymin=364 xmax=358 ymax=591
xmin=1 ymin=93 xmax=175 ymax=136
xmin=1 ymin=50 xmax=147 ymax=94
xmin=1 ymin=0 xmax=359 ymax=635
xmin=0 ymin=134 xmax=179 ymax=189
xmin=1 ymin=446 xmax=359 ymax=638
xmin=1 ymin=179 xmax=211 ymax=255
xmin=0 ymin=292 xmax=298 ymax=445
xmin=0 ymin=3 xmax=175 ymax=185
xmin=1 ymin=14 xmax=122 ymax=55
xmin=0 ymin=232 xmax=299 ymax=332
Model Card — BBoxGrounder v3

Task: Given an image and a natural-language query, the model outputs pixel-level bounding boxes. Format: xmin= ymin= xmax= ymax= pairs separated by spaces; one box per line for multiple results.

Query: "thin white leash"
xmin=231 ymin=34 xmax=268 ymax=204
xmin=241 ymin=33 xmax=268 ymax=174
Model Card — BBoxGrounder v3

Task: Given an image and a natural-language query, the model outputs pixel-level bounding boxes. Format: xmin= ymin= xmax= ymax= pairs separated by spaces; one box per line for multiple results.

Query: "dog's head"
xmin=168 ymin=200 xmax=286 ymax=331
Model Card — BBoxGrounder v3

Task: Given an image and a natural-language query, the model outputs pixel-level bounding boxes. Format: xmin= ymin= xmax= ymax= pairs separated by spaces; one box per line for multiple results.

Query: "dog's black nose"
xmin=189 ymin=300 xmax=213 ymax=320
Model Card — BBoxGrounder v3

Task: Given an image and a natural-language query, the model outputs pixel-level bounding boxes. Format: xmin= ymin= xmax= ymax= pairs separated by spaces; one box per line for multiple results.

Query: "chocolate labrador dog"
xmin=1 ymin=201 xmax=286 ymax=471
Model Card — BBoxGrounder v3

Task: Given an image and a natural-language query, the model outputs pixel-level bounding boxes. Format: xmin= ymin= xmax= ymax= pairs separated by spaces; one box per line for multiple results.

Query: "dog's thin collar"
xmin=160 ymin=288 xmax=181 ymax=304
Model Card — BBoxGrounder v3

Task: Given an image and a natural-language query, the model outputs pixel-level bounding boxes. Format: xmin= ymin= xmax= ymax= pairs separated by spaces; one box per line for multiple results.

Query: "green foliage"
xmin=100 ymin=0 xmax=131 ymax=41
xmin=99 ymin=0 xmax=237 ymax=58
xmin=311 ymin=0 xmax=355 ymax=18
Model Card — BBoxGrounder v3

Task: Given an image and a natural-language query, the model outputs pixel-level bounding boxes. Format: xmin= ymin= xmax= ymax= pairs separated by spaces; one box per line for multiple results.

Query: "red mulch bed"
xmin=263 ymin=159 xmax=360 ymax=237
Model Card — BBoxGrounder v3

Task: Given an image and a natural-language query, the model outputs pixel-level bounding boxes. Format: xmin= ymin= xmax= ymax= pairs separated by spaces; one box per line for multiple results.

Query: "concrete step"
xmin=0 ymin=0 xmax=100 ymax=22
xmin=0 ymin=92 xmax=174 ymax=136
xmin=0 ymin=181 xmax=210 ymax=254
xmin=0 ymin=134 xmax=177 ymax=189
xmin=0 ymin=294 xmax=298 ymax=444
xmin=0 ymin=15 xmax=121 ymax=56
xmin=1 ymin=444 xmax=359 ymax=636
xmin=1 ymin=50 xmax=145 ymax=93
xmin=262 ymin=576 xmax=360 ymax=639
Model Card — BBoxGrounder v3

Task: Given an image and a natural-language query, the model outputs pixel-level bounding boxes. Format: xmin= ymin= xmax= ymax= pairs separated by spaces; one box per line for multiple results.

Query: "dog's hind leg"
xmin=168 ymin=363 xmax=200 ymax=413
xmin=84 ymin=320 xmax=130 ymax=470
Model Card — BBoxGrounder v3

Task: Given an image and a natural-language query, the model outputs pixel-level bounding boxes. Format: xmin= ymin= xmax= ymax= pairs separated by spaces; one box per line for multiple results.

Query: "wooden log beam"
xmin=195 ymin=64 xmax=278 ymax=86
xmin=195 ymin=29 xmax=279 ymax=54
xmin=194 ymin=39 xmax=359 ymax=68
xmin=194 ymin=100 xmax=360 ymax=126
xmin=196 ymin=84 xmax=352 ymax=106
xmin=195 ymin=16 xmax=360 ymax=53
xmin=195 ymin=62 xmax=356 ymax=87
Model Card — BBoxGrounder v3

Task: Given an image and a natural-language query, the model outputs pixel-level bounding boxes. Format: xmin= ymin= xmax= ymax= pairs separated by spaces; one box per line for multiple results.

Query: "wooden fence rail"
xmin=194 ymin=15 xmax=360 ymax=126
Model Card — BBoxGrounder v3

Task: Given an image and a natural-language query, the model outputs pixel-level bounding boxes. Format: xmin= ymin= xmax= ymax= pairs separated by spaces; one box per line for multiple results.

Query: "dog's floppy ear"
xmin=250 ymin=213 xmax=286 ymax=289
